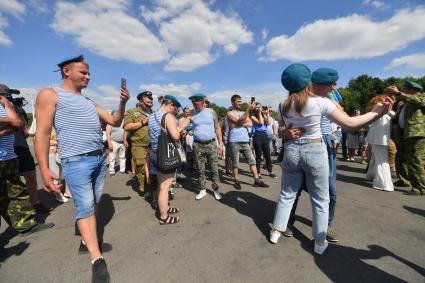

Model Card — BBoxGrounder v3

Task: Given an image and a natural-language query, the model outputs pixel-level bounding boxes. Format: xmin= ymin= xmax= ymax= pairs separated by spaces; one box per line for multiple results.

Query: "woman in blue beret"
xmin=270 ymin=63 xmax=393 ymax=254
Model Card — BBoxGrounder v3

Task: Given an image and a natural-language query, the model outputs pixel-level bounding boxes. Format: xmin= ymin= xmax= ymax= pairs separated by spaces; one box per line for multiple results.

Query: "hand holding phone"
xmin=121 ymin=78 xmax=127 ymax=89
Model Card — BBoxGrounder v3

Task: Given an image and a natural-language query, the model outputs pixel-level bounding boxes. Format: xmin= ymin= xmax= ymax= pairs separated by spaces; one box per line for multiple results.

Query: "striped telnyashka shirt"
xmin=53 ymin=87 xmax=103 ymax=158
xmin=0 ymin=104 xmax=17 ymax=161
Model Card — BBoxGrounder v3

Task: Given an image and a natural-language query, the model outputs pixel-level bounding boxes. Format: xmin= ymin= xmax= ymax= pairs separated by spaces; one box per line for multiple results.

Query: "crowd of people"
xmin=0 ymin=55 xmax=424 ymax=282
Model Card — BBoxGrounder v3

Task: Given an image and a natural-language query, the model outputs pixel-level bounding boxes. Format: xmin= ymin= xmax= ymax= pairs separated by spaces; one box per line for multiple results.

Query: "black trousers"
xmin=253 ymin=131 xmax=272 ymax=174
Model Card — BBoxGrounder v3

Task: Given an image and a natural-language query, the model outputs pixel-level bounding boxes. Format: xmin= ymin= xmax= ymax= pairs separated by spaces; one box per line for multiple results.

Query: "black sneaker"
xmin=254 ymin=178 xmax=269 ymax=188
xmin=234 ymin=180 xmax=242 ymax=190
xmin=92 ymin=258 xmax=110 ymax=283
xmin=326 ymin=228 xmax=339 ymax=243
xmin=282 ymin=225 xmax=293 ymax=237
xmin=270 ymin=172 xmax=278 ymax=179
xmin=20 ymin=222 xmax=54 ymax=237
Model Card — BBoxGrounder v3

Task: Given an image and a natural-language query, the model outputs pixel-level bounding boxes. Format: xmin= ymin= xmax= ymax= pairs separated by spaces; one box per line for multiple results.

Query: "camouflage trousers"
xmin=395 ymin=139 xmax=410 ymax=186
xmin=193 ymin=141 xmax=219 ymax=191
xmin=0 ymin=159 xmax=37 ymax=232
xmin=404 ymin=137 xmax=425 ymax=193
xmin=132 ymin=146 xmax=149 ymax=193
xmin=388 ymin=139 xmax=397 ymax=170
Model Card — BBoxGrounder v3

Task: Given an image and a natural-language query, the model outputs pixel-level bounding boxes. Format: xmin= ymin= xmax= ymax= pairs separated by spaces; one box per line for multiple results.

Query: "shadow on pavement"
xmin=336 ymin=173 xmax=371 ymax=187
xmin=0 ymin=241 xmax=30 ymax=263
xmin=336 ymin=164 xmax=367 ymax=174
xmin=221 ymin=191 xmax=275 ymax=238
xmin=403 ymin=205 xmax=425 ymax=218
xmin=293 ymin=225 xmax=425 ymax=282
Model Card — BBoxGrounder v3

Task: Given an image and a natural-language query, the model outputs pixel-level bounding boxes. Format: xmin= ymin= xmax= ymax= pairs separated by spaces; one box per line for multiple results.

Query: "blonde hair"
xmin=157 ymin=96 xmax=173 ymax=106
xmin=282 ymin=84 xmax=313 ymax=117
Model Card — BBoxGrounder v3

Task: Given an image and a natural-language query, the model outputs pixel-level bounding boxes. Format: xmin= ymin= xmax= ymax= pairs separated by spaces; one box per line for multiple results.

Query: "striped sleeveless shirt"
xmin=54 ymin=87 xmax=103 ymax=158
xmin=0 ymin=104 xmax=17 ymax=161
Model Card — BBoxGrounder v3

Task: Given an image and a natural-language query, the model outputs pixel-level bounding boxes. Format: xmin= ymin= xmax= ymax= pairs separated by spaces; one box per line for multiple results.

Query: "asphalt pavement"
xmin=1 ymin=145 xmax=424 ymax=282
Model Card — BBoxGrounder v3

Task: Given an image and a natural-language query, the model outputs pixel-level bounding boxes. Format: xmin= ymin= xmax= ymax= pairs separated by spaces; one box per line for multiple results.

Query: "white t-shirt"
xmin=281 ymin=95 xmax=336 ymax=139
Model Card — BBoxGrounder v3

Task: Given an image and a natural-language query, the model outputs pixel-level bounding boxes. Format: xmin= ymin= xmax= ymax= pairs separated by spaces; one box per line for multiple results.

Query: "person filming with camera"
xmin=250 ymin=102 xmax=277 ymax=179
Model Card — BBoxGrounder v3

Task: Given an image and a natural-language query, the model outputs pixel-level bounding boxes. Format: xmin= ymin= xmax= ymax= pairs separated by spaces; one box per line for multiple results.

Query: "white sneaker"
xmin=213 ymin=189 xmax=222 ymax=201
xmin=195 ymin=189 xmax=206 ymax=200
xmin=314 ymin=240 xmax=329 ymax=255
xmin=270 ymin=228 xmax=281 ymax=244
xmin=110 ymin=171 xmax=115 ymax=176
xmin=55 ymin=194 xmax=69 ymax=203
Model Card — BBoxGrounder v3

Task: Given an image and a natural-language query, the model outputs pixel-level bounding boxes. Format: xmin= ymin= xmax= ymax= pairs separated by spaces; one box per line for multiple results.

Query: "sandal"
xmin=159 ymin=215 xmax=179 ymax=225
xmin=167 ymin=207 xmax=180 ymax=214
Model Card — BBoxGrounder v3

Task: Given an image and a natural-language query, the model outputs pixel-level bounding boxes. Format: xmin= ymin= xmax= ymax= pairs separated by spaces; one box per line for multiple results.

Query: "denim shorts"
xmin=62 ymin=153 xmax=106 ymax=219
xmin=229 ymin=142 xmax=256 ymax=167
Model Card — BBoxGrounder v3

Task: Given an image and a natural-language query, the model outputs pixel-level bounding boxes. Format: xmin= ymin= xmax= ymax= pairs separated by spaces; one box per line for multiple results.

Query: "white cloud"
xmin=261 ymin=29 xmax=268 ymax=40
xmin=51 ymin=0 xmax=168 ymax=64
xmin=385 ymin=52 xmax=425 ymax=70
xmin=139 ymin=82 xmax=202 ymax=98
xmin=362 ymin=0 xmax=390 ymax=10
xmin=259 ymin=6 xmax=425 ymax=62
xmin=0 ymin=0 xmax=25 ymax=46
xmin=141 ymin=0 xmax=253 ymax=72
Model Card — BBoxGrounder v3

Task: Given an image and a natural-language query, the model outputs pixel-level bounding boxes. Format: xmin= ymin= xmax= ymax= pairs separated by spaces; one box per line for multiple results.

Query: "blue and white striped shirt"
xmin=54 ymin=87 xmax=103 ymax=158
xmin=0 ymin=104 xmax=17 ymax=161
xmin=320 ymin=115 xmax=333 ymax=135
xmin=148 ymin=111 xmax=166 ymax=152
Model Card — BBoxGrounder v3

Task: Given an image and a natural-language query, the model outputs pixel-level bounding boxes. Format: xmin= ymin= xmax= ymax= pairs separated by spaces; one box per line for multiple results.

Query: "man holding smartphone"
xmin=35 ymin=55 xmax=130 ymax=283
xmin=123 ymin=91 xmax=154 ymax=199
xmin=227 ymin=94 xmax=269 ymax=189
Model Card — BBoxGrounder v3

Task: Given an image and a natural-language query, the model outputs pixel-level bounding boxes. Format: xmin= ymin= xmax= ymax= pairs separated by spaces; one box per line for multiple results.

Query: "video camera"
xmin=0 ymin=84 xmax=21 ymax=102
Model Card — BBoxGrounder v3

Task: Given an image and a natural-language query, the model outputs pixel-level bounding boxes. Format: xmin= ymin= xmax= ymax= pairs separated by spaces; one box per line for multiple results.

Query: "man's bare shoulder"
xmin=37 ymin=87 xmax=58 ymax=103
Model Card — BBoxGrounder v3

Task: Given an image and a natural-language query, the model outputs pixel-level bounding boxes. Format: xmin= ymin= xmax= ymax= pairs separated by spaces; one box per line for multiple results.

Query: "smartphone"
xmin=121 ymin=78 xmax=127 ymax=89
xmin=251 ymin=97 xmax=255 ymax=103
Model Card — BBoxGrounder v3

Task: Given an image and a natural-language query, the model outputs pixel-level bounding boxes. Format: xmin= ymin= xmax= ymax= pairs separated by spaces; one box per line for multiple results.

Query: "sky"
xmin=0 ymin=0 xmax=425 ymax=111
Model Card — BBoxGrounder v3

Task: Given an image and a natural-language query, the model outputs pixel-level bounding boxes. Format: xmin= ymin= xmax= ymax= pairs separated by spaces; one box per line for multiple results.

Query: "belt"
xmin=291 ymin=138 xmax=322 ymax=144
xmin=194 ymin=139 xmax=215 ymax=145
xmin=80 ymin=149 xmax=104 ymax=156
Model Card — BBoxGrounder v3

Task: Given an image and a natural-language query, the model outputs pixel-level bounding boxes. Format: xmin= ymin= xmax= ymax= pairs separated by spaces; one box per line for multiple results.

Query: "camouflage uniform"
xmin=400 ymin=92 xmax=425 ymax=194
xmin=0 ymin=159 xmax=37 ymax=232
xmin=193 ymin=141 xmax=219 ymax=191
xmin=123 ymin=106 xmax=151 ymax=194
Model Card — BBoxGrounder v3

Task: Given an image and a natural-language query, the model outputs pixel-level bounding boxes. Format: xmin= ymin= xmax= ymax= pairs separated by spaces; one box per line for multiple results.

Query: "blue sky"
xmin=1 ymin=0 xmax=424 ymax=111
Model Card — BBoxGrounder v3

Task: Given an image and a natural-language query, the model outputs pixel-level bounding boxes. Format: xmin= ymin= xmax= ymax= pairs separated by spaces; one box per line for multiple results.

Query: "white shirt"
xmin=281 ymin=95 xmax=336 ymax=139
xmin=366 ymin=111 xmax=395 ymax=146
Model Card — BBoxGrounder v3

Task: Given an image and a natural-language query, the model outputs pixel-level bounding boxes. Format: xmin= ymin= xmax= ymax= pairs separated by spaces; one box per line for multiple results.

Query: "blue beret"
xmin=164 ymin=95 xmax=182 ymax=108
xmin=405 ymin=80 xmax=423 ymax=91
xmin=281 ymin=63 xmax=311 ymax=93
xmin=189 ymin=93 xmax=206 ymax=101
xmin=57 ymin=55 xmax=84 ymax=68
xmin=137 ymin=91 xmax=153 ymax=100
xmin=312 ymin=68 xmax=339 ymax=84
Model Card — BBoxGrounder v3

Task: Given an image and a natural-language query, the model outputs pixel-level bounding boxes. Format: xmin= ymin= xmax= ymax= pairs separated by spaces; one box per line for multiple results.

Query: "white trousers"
xmin=366 ymin=144 xmax=394 ymax=191
xmin=109 ymin=140 xmax=126 ymax=173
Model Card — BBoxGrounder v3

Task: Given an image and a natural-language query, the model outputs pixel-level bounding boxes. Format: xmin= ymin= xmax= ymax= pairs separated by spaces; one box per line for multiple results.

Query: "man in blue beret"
xmin=388 ymin=80 xmax=425 ymax=195
xmin=35 ymin=55 xmax=131 ymax=282
xmin=123 ymin=91 xmax=153 ymax=199
xmin=280 ymin=67 xmax=341 ymax=242
xmin=183 ymin=93 xmax=223 ymax=200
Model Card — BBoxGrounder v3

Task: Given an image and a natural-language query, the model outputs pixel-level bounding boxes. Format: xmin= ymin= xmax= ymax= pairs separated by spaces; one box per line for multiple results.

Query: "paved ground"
xmin=1 ymin=144 xmax=424 ymax=282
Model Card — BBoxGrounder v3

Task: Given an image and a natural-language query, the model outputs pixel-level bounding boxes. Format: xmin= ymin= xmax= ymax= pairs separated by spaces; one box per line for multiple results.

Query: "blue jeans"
xmin=273 ymin=140 xmax=329 ymax=241
xmin=62 ymin=153 xmax=106 ymax=219
xmin=323 ymin=134 xmax=337 ymax=227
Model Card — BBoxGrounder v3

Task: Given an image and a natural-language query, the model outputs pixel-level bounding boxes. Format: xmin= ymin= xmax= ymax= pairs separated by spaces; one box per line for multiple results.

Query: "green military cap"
xmin=281 ymin=63 xmax=311 ymax=93
xmin=311 ymin=67 xmax=339 ymax=84
xmin=164 ymin=95 xmax=182 ymax=108
xmin=137 ymin=91 xmax=153 ymax=100
xmin=405 ymin=80 xmax=423 ymax=91
xmin=189 ymin=93 xmax=206 ymax=101
xmin=57 ymin=55 xmax=84 ymax=69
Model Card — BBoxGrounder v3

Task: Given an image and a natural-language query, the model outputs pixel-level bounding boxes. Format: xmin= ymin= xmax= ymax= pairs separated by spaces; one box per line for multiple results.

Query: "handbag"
xmin=154 ymin=113 xmax=186 ymax=172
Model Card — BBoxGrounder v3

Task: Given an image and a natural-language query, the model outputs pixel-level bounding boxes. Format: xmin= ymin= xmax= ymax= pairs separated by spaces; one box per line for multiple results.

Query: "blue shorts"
xmin=62 ymin=153 xmax=106 ymax=219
